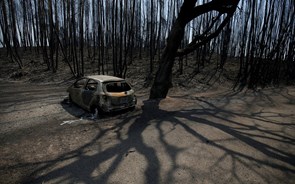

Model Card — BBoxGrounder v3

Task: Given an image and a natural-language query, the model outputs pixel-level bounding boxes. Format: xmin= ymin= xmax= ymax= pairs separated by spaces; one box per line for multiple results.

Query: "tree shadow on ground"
xmin=26 ymin=100 xmax=163 ymax=183
xmin=25 ymin=95 xmax=295 ymax=183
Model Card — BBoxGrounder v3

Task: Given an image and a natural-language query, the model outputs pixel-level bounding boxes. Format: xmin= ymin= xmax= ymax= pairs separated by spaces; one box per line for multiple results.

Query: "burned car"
xmin=67 ymin=75 xmax=137 ymax=113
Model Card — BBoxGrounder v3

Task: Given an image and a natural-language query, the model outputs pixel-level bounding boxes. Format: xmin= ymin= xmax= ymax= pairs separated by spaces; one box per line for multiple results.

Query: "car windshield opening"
xmin=105 ymin=81 xmax=131 ymax=92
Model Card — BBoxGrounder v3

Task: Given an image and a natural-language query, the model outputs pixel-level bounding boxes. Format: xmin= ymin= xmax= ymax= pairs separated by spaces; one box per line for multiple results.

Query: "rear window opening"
xmin=104 ymin=81 xmax=131 ymax=92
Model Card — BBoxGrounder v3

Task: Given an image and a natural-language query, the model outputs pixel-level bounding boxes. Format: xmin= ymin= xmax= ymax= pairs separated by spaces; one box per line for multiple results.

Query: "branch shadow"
xmin=25 ymin=100 xmax=163 ymax=184
xmin=22 ymin=93 xmax=295 ymax=183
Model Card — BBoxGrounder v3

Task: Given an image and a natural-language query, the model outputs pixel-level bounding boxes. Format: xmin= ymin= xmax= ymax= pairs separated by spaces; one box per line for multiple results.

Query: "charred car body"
xmin=67 ymin=75 xmax=137 ymax=113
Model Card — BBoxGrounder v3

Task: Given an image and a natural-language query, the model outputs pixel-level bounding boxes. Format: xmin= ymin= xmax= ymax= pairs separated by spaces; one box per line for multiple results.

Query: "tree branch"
xmin=176 ymin=0 xmax=239 ymax=57
xmin=183 ymin=0 xmax=240 ymax=24
xmin=176 ymin=12 xmax=235 ymax=57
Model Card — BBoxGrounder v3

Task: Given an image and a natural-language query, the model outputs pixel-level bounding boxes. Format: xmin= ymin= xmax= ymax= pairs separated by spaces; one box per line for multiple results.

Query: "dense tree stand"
xmin=1 ymin=0 xmax=293 ymax=95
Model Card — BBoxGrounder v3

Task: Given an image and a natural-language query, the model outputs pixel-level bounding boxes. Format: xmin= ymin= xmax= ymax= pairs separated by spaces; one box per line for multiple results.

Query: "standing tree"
xmin=149 ymin=0 xmax=241 ymax=99
xmin=0 ymin=0 xmax=23 ymax=68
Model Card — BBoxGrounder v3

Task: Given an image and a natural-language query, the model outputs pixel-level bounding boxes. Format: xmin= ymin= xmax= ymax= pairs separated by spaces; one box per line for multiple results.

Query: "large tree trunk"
xmin=149 ymin=19 xmax=185 ymax=99
xmin=149 ymin=0 xmax=198 ymax=99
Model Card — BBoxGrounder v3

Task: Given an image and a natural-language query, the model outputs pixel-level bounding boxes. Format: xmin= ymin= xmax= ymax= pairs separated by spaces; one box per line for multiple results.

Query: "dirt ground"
xmin=0 ymin=77 xmax=294 ymax=184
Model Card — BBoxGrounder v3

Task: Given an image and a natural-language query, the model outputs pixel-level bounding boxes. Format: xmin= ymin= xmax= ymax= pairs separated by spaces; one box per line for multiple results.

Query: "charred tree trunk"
xmin=79 ymin=0 xmax=85 ymax=76
xmin=149 ymin=19 xmax=185 ymax=99
xmin=48 ymin=0 xmax=55 ymax=72
xmin=8 ymin=0 xmax=23 ymax=68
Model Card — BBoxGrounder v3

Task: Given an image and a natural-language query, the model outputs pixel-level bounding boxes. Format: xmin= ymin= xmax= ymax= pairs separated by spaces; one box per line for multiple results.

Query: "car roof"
xmin=86 ymin=75 xmax=125 ymax=82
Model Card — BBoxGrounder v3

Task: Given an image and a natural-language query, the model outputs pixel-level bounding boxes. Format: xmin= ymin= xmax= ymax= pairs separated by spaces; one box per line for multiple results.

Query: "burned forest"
xmin=0 ymin=0 xmax=294 ymax=94
xmin=0 ymin=1 xmax=295 ymax=184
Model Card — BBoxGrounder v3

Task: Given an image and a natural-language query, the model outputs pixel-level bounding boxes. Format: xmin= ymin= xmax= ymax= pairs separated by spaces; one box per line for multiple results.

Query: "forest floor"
xmin=0 ymin=49 xmax=294 ymax=183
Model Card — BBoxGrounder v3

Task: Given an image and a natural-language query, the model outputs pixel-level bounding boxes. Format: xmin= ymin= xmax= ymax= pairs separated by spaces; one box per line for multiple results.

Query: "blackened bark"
xmin=150 ymin=19 xmax=186 ymax=99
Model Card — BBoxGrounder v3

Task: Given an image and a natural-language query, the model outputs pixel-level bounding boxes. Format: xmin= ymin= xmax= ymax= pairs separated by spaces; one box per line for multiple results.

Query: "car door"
xmin=81 ymin=79 xmax=98 ymax=110
xmin=71 ymin=78 xmax=88 ymax=107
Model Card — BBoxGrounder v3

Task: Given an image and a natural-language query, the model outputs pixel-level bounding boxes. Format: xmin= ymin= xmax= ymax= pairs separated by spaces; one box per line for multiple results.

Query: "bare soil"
xmin=0 ymin=49 xmax=294 ymax=183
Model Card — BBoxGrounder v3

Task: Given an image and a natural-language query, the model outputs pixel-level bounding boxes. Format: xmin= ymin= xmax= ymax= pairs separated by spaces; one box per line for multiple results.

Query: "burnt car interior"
xmin=74 ymin=78 xmax=88 ymax=88
xmin=105 ymin=82 xmax=131 ymax=93
xmin=85 ymin=79 xmax=98 ymax=91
